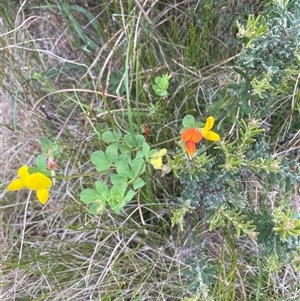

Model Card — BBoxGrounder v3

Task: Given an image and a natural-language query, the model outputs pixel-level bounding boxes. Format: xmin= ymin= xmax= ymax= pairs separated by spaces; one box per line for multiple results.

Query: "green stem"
xmin=125 ymin=20 xmax=134 ymax=135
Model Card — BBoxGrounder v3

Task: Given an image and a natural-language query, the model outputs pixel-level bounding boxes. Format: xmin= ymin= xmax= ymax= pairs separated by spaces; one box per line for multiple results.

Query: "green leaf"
xmin=148 ymin=148 xmax=160 ymax=157
xmin=88 ymin=201 xmax=106 ymax=214
xmin=135 ymin=134 xmax=146 ymax=147
xmin=80 ymin=189 xmax=102 ymax=204
xmin=182 ymin=115 xmax=196 ymax=127
xmin=102 ymin=130 xmax=121 ymax=142
xmin=154 ymin=76 xmax=162 ymax=85
xmin=233 ymin=67 xmax=250 ymax=80
xmin=239 ymin=99 xmax=252 ymax=114
xmin=109 ymin=199 xmax=126 ymax=214
xmin=135 ymin=150 xmax=144 ymax=159
xmin=91 ymin=150 xmax=106 ymax=165
xmin=285 ymin=177 xmax=291 ymax=193
xmin=108 ymin=185 xmax=126 ymax=213
xmin=109 ymin=188 xmax=136 ymax=214
xmin=52 ymin=144 xmax=60 ymax=157
xmin=118 ymin=144 xmax=131 ymax=154
xmin=110 ymin=174 xmax=128 ymax=185
xmin=70 ymin=4 xmax=105 ymax=45
xmin=36 ymin=154 xmax=47 ymax=170
xmin=91 ymin=150 xmax=111 ymax=172
xmin=142 ymin=142 xmax=151 ymax=158
xmin=131 ymin=157 xmax=145 ymax=177
xmin=95 ymin=181 xmax=109 ymax=198
xmin=42 ymin=145 xmax=50 ymax=156
xmin=153 ymin=87 xmax=168 ymax=97
xmin=152 ymin=74 xmax=171 ymax=97
xmin=123 ymin=134 xmax=145 ymax=148
xmin=116 ymin=161 xmax=134 ymax=179
xmin=39 ymin=137 xmax=51 ymax=147
xmin=105 ymin=144 xmax=118 ymax=163
xmin=159 ymin=76 xmax=170 ymax=90
xmin=115 ymin=153 xmax=131 ymax=165
xmin=28 ymin=167 xmax=51 ymax=178
xmin=123 ymin=189 xmax=136 ymax=203
xmin=133 ymin=178 xmax=145 ymax=190
xmin=43 ymin=143 xmax=59 ymax=157
xmin=123 ymin=134 xmax=136 ymax=148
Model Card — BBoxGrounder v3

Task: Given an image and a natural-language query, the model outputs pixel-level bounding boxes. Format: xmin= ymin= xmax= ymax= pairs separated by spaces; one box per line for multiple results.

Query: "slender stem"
xmin=14 ymin=191 xmax=31 ymax=299
xmin=135 ymin=47 xmax=142 ymax=127
xmin=125 ymin=20 xmax=134 ymax=135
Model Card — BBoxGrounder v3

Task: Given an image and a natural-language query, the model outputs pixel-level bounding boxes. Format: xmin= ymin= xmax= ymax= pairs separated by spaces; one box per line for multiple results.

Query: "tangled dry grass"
xmin=1 ymin=1 xmax=300 ymax=301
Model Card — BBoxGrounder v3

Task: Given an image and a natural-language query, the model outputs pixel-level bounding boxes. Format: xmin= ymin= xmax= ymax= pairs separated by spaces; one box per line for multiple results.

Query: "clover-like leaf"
xmin=107 ymin=185 xmax=126 ymax=213
xmin=142 ymin=142 xmax=151 ymax=158
xmin=52 ymin=144 xmax=60 ymax=157
xmin=154 ymin=76 xmax=162 ymax=85
xmin=91 ymin=150 xmax=111 ymax=172
xmin=108 ymin=187 xmax=135 ymax=214
xmin=110 ymin=174 xmax=128 ymax=186
xmin=80 ymin=189 xmax=103 ymax=204
xmin=95 ymin=181 xmax=109 ymax=198
xmin=152 ymin=74 xmax=171 ymax=97
xmin=36 ymin=154 xmax=47 ymax=170
xmin=123 ymin=134 xmax=145 ymax=148
xmin=135 ymin=134 xmax=146 ymax=147
xmin=88 ymin=201 xmax=106 ymax=214
xmin=123 ymin=189 xmax=136 ymax=203
xmin=118 ymin=144 xmax=131 ymax=154
xmin=131 ymin=157 xmax=145 ymax=177
xmin=28 ymin=167 xmax=51 ymax=178
xmin=116 ymin=161 xmax=134 ymax=179
xmin=123 ymin=134 xmax=136 ymax=148
xmin=115 ymin=153 xmax=131 ymax=165
xmin=133 ymin=178 xmax=145 ymax=190
xmin=153 ymin=88 xmax=168 ymax=97
xmin=182 ymin=115 xmax=196 ymax=128
xmin=102 ymin=130 xmax=121 ymax=142
xmin=159 ymin=76 xmax=169 ymax=90
xmin=39 ymin=137 xmax=51 ymax=147
xmin=106 ymin=144 xmax=118 ymax=164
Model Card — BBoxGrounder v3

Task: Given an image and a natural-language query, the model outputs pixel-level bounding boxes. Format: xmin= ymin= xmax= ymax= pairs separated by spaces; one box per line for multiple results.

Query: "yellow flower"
xmin=7 ymin=165 xmax=52 ymax=205
xmin=7 ymin=165 xmax=29 ymax=191
xmin=26 ymin=173 xmax=52 ymax=205
xmin=149 ymin=148 xmax=167 ymax=169
xmin=200 ymin=116 xmax=220 ymax=141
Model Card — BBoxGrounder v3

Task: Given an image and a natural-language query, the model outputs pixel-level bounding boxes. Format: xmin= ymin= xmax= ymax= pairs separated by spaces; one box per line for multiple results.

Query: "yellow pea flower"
xmin=7 ymin=165 xmax=30 ymax=191
xmin=200 ymin=116 xmax=220 ymax=141
xmin=26 ymin=172 xmax=52 ymax=205
xmin=149 ymin=148 xmax=167 ymax=169
xmin=7 ymin=165 xmax=52 ymax=205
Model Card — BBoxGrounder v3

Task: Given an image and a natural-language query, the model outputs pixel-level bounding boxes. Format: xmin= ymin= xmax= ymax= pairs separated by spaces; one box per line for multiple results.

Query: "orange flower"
xmin=181 ymin=128 xmax=202 ymax=156
xmin=181 ymin=116 xmax=220 ymax=156
xmin=181 ymin=128 xmax=202 ymax=143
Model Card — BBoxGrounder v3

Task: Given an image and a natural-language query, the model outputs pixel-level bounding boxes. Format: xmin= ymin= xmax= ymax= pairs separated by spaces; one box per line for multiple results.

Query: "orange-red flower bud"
xmin=185 ymin=141 xmax=196 ymax=156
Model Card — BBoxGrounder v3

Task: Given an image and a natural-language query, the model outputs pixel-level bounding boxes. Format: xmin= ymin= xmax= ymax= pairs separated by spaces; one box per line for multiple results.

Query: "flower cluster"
xmin=7 ymin=165 xmax=52 ymax=205
xmin=181 ymin=116 xmax=220 ymax=156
